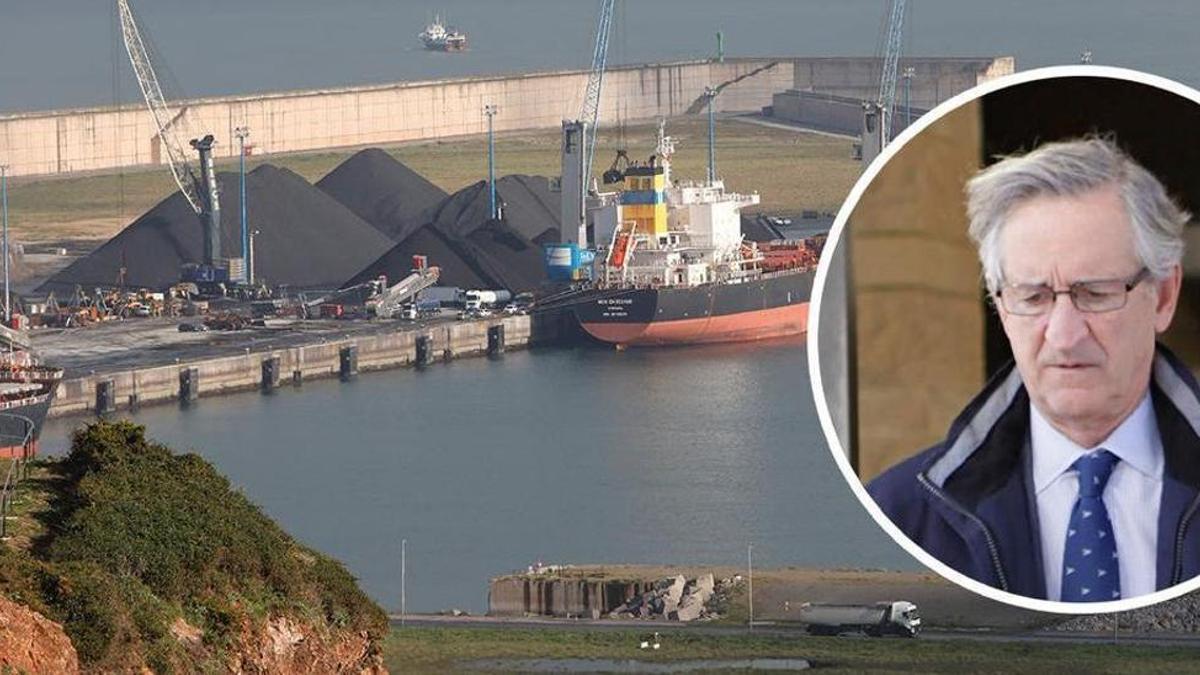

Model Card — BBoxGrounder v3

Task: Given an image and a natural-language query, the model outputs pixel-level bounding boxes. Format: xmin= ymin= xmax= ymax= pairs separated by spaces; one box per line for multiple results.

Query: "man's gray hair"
xmin=965 ymin=137 xmax=1188 ymax=292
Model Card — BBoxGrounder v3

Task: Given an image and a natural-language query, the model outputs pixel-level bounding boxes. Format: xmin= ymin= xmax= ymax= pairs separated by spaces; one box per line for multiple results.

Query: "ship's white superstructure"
xmin=588 ymin=121 xmax=761 ymax=289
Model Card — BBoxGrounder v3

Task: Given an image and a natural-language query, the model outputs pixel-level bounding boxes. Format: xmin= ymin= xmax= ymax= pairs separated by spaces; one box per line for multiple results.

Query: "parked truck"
xmin=798 ymin=601 xmax=920 ymax=637
xmin=401 ymin=298 xmax=442 ymax=320
xmin=464 ymin=289 xmax=513 ymax=313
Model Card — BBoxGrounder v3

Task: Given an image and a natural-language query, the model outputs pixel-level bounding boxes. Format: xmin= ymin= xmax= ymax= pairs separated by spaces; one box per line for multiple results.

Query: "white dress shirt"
xmin=1032 ymin=393 xmax=1163 ymax=601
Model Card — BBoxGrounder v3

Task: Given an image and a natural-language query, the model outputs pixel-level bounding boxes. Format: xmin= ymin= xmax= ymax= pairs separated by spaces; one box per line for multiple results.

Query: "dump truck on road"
xmin=798 ymin=601 xmax=920 ymax=637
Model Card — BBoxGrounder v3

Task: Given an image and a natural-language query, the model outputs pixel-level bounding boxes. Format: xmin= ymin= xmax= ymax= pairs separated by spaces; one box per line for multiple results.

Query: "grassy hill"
xmin=0 ymin=420 xmax=387 ymax=672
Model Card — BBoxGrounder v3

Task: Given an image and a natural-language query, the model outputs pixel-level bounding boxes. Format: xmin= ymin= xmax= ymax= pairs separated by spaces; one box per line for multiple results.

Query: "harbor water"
xmin=39 ymin=340 xmax=912 ymax=613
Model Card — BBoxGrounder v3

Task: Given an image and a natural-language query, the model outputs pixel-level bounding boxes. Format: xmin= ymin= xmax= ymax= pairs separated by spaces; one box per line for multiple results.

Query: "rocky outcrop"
xmin=228 ymin=615 xmax=386 ymax=674
xmin=0 ymin=596 xmax=80 ymax=674
xmin=609 ymin=573 xmax=734 ymax=622
xmin=1055 ymin=592 xmax=1200 ymax=633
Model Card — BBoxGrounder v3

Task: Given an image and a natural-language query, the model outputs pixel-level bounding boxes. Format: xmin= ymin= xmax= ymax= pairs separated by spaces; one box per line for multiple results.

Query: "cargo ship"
xmin=418 ymin=16 xmax=467 ymax=52
xmin=0 ymin=325 xmax=61 ymax=458
xmin=545 ymin=122 xmax=823 ymax=347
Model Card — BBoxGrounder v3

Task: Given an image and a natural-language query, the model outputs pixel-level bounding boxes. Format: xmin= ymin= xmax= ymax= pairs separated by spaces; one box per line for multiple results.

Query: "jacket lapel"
xmin=1151 ymin=359 xmax=1200 ymax=589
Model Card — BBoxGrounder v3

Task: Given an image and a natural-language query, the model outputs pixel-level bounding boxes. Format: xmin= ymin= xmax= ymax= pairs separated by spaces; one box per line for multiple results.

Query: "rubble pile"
xmin=1054 ymin=591 xmax=1200 ymax=633
xmin=608 ymin=573 xmax=735 ymax=622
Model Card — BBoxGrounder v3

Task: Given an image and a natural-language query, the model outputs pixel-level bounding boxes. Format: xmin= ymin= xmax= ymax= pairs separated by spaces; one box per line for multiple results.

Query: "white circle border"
xmin=806 ymin=64 xmax=1200 ymax=615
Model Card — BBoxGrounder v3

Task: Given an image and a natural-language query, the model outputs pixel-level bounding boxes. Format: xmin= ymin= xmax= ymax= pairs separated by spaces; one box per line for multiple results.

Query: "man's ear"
xmin=1153 ymin=265 xmax=1182 ymax=334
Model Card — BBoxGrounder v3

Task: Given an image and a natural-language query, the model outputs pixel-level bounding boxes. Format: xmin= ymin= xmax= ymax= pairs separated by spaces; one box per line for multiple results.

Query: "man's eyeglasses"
xmin=994 ymin=268 xmax=1151 ymax=316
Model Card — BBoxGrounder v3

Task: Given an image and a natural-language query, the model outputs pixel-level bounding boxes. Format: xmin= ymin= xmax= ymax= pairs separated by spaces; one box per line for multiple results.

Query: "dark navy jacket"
xmin=868 ymin=347 xmax=1200 ymax=599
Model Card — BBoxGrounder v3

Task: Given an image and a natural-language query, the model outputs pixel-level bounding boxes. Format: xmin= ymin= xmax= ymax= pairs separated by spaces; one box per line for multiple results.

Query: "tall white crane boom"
xmin=116 ymin=0 xmax=201 ymax=214
xmin=876 ymin=0 xmax=907 ymax=146
xmin=580 ymin=0 xmax=616 ymax=189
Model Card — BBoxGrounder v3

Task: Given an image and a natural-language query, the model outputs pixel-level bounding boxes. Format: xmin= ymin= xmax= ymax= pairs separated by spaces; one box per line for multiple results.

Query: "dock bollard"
xmin=179 ymin=367 xmax=199 ymax=405
xmin=339 ymin=345 xmax=358 ymax=381
xmin=95 ymin=379 xmax=116 ymax=415
xmin=415 ymin=335 xmax=432 ymax=367
xmin=261 ymin=356 xmax=281 ymax=393
xmin=487 ymin=323 xmax=505 ymax=356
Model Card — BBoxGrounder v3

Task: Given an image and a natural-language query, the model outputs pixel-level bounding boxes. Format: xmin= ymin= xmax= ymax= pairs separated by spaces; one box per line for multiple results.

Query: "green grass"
xmin=0 ymin=420 xmax=387 ymax=671
xmin=384 ymin=626 xmax=1200 ymax=674
xmin=3 ymin=117 xmax=859 ymax=245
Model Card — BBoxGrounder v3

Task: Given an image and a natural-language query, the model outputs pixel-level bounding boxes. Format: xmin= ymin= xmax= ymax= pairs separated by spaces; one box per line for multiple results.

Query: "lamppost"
xmin=248 ymin=229 xmax=260 ymax=286
xmin=902 ymin=67 xmax=915 ymax=129
xmin=747 ymin=543 xmax=754 ymax=631
xmin=483 ymin=105 xmax=498 ymax=220
xmin=705 ymin=87 xmax=718 ymax=185
xmin=0 ymin=164 xmax=8 ymax=323
xmin=234 ymin=126 xmax=250 ymax=283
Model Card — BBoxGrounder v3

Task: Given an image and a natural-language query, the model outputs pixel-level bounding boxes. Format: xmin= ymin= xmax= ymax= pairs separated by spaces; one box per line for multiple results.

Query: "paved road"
xmin=390 ymin=613 xmax=1200 ymax=648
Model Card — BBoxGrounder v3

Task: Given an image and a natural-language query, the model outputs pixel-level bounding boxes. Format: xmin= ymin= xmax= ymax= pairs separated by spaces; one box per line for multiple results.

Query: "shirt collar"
xmin=1030 ymin=392 xmax=1164 ymax=494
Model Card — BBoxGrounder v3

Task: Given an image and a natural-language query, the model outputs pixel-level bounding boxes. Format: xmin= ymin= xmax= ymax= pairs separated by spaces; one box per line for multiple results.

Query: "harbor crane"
xmin=877 ymin=0 xmax=907 ymax=147
xmin=559 ymin=0 xmax=616 ymax=247
xmin=116 ymin=0 xmax=223 ymax=275
xmin=861 ymin=0 xmax=908 ymax=163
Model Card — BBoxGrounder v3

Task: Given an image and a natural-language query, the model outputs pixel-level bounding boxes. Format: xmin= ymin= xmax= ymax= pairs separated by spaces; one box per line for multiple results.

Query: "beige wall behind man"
xmin=849 ymin=100 xmax=986 ymax=482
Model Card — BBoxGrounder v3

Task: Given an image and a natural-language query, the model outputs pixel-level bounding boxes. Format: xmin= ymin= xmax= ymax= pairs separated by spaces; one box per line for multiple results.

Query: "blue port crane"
xmin=116 ymin=0 xmax=222 ymax=269
xmin=876 ymin=0 xmax=907 ymax=147
xmin=560 ymin=0 xmax=617 ymax=247
xmin=580 ymin=0 xmax=617 ymax=191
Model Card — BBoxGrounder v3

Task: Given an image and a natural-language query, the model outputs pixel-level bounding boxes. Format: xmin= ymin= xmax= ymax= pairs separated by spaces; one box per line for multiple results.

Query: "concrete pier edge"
xmin=50 ymin=314 xmax=545 ymax=418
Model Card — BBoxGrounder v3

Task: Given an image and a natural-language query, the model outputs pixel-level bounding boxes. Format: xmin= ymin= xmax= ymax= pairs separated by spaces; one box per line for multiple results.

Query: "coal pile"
xmin=316 ymin=148 xmax=448 ymax=241
xmin=337 ymin=169 xmax=561 ymax=293
xmin=39 ymin=164 xmax=393 ymax=294
xmin=344 ymin=224 xmax=488 ymax=290
xmin=459 ymin=219 xmax=549 ymax=292
xmin=426 ymin=175 xmax=561 ymax=243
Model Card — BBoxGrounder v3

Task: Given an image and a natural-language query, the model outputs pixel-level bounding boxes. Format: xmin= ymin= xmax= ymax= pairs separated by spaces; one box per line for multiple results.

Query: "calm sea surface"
xmin=40 ymin=340 xmax=908 ymax=613
xmin=3 ymin=0 xmax=1199 ymax=113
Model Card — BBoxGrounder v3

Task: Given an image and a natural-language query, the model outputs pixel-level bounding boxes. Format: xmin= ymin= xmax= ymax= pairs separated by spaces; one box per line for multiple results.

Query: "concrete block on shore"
xmin=664 ymin=575 xmax=686 ymax=606
xmin=675 ymin=601 xmax=704 ymax=622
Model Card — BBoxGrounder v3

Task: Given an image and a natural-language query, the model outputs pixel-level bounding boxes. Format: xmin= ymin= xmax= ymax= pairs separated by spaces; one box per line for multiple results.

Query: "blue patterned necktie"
xmin=1061 ymin=450 xmax=1120 ymax=602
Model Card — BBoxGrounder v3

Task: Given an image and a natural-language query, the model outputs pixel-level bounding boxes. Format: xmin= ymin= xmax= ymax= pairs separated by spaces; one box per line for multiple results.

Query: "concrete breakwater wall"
xmin=490 ymin=576 xmax=656 ymax=619
xmin=0 ymin=56 xmax=1010 ymax=179
xmin=1 ymin=59 xmax=792 ymax=178
xmin=50 ymin=315 xmax=539 ymax=418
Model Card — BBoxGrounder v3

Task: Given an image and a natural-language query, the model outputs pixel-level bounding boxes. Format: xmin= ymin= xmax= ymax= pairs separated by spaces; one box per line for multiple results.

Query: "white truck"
xmin=798 ymin=601 xmax=920 ymax=637
xmin=464 ymin=289 xmax=512 ymax=313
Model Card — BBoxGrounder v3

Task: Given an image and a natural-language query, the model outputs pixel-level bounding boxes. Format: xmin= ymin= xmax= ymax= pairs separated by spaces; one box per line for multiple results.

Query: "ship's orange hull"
xmin=0 ymin=440 xmax=36 ymax=460
xmin=582 ymin=302 xmax=809 ymax=347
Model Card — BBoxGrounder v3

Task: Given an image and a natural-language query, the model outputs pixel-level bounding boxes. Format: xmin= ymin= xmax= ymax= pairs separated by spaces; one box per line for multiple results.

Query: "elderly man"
xmin=868 ymin=137 xmax=1199 ymax=602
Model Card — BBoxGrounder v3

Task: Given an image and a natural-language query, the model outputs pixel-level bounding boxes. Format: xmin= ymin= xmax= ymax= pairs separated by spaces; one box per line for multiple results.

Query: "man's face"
xmin=996 ymin=185 xmax=1181 ymax=443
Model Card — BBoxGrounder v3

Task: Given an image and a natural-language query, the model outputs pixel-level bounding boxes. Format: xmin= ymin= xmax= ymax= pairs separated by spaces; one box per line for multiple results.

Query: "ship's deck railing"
xmin=0 ymin=414 xmax=37 ymax=540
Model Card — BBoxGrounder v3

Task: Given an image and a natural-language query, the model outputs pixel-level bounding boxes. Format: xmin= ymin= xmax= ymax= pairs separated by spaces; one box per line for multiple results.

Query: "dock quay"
xmin=40 ymin=312 xmax=566 ymax=418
